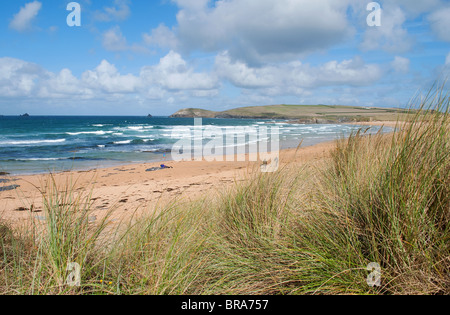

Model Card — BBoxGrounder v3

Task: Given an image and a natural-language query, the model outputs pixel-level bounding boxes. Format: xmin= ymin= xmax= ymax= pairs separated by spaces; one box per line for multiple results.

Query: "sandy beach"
xmin=0 ymin=121 xmax=400 ymax=226
xmin=344 ymin=120 xmax=402 ymax=128
xmin=0 ymin=140 xmax=337 ymax=226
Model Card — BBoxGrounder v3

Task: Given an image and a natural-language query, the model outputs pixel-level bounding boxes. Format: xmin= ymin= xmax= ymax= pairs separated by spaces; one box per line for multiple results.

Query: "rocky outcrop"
xmin=170 ymin=109 xmax=217 ymax=118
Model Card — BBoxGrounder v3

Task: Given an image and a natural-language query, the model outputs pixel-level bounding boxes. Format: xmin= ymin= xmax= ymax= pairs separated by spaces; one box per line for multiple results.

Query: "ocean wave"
xmin=113 ymin=140 xmax=132 ymax=145
xmin=127 ymin=126 xmax=145 ymax=131
xmin=15 ymin=158 xmax=62 ymax=161
xmin=0 ymin=139 xmax=67 ymax=145
xmin=112 ymin=138 xmax=157 ymax=145
xmin=66 ymin=131 xmax=113 ymax=136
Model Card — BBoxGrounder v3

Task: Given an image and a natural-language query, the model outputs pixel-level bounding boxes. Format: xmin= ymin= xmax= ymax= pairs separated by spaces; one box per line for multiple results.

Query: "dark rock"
xmin=0 ymin=185 xmax=20 ymax=192
xmin=20 ymin=113 xmax=30 ymax=117
xmin=146 ymin=167 xmax=162 ymax=172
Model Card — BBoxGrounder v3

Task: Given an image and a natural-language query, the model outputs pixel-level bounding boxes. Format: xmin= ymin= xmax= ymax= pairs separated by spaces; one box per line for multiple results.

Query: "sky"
xmin=0 ymin=0 xmax=449 ymax=116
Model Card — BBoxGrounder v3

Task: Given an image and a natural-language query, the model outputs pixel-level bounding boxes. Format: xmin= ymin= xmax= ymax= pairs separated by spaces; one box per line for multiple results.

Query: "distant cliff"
xmin=169 ymin=108 xmax=217 ymax=118
xmin=169 ymin=105 xmax=411 ymax=123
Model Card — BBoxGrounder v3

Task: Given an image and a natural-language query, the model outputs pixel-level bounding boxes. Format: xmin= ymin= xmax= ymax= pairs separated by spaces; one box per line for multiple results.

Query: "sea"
xmin=0 ymin=116 xmax=390 ymax=175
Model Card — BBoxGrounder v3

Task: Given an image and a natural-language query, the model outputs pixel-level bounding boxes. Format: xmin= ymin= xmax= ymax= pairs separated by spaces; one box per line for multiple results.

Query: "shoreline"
xmin=343 ymin=120 xmax=402 ymax=128
xmin=0 ymin=121 xmax=400 ymax=225
xmin=0 ymin=120 xmax=397 ymax=177
xmin=0 ymin=141 xmax=336 ymax=225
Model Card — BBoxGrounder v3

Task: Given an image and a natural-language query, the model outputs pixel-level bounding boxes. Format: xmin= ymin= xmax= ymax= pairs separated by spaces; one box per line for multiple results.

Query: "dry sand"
xmin=345 ymin=120 xmax=402 ymax=128
xmin=0 ymin=141 xmax=336 ymax=226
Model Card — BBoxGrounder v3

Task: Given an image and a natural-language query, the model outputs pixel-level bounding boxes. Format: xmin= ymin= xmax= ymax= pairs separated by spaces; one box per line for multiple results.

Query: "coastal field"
xmin=170 ymin=104 xmax=417 ymax=123
xmin=0 ymin=90 xmax=448 ymax=295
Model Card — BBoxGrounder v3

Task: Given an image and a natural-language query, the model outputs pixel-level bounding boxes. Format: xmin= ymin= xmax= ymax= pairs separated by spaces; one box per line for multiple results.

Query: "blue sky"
xmin=0 ymin=0 xmax=449 ymax=115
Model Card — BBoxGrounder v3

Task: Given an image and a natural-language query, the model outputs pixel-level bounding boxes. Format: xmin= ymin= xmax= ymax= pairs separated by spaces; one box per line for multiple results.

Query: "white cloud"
xmin=171 ymin=0 xmax=353 ymax=64
xmin=39 ymin=69 xmax=93 ymax=98
xmin=446 ymin=53 xmax=450 ymax=65
xmin=0 ymin=57 xmax=46 ymax=97
xmin=316 ymin=57 xmax=384 ymax=86
xmin=360 ymin=5 xmax=413 ymax=53
xmin=391 ymin=56 xmax=410 ymax=73
xmin=0 ymin=53 xmax=219 ymax=101
xmin=215 ymin=52 xmax=384 ymax=94
xmin=428 ymin=6 xmax=450 ymax=42
xmin=388 ymin=0 xmax=442 ymax=16
xmin=9 ymin=1 xmax=42 ymax=32
xmin=94 ymin=0 xmax=131 ymax=22
xmin=143 ymin=24 xmax=179 ymax=50
xmin=156 ymin=0 xmax=444 ymax=61
xmin=102 ymin=26 xmax=148 ymax=53
xmin=140 ymin=51 xmax=219 ymax=91
xmin=102 ymin=26 xmax=129 ymax=52
xmin=81 ymin=60 xmax=141 ymax=94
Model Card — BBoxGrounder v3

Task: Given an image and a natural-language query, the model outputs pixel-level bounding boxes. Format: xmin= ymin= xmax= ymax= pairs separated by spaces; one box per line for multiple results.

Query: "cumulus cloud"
xmin=360 ymin=4 xmax=413 ymax=53
xmin=39 ymin=69 xmax=93 ymax=98
xmin=0 ymin=51 xmax=382 ymax=101
xmin=0 ymin=58 xmax=42 ymax=96
xmin=102 ymin=26 xmax=128 ymax=51
xmin=143 ymin=24 xmax=179 ymax=50
xmin=391 ymin=56 xmax=410 ymax=73
xmin=9 ymin=1 xmax=42 ymax=32
xmin=140 ymin=51 xmax=219 ymax=91
xmin=102 ymin=26 xmax=148 ymax=53
xmin=94 ymin=0 xmax=131 ymax=22
xmin=388 ymin=0 xmax=442 ymax=16
xmin=0 ymin=52 xmax=219 ymax=101
xmin=0 ymin=58 xmax=94 ymax=99
xmin=215 ymin=52 xmax=384 ymax=95
xmin=144 ymin=0 xmax=447 ymax=62
xmin=170 ymin=0 xmax=353 ymax=64
xmin=81 ymin=60 xmax=141 ymax=94
xmin=428 ymin=6 xmax=450 ymax=42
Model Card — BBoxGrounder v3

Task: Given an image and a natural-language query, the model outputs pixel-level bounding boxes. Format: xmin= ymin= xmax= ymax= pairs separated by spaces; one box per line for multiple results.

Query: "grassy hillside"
xmin=170 ymin=104 xmax=415 ymax=123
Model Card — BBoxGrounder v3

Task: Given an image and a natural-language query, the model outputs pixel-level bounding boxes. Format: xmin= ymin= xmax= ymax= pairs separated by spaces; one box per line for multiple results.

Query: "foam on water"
xmin=0 ymin=116 xmax=391 ymax=175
